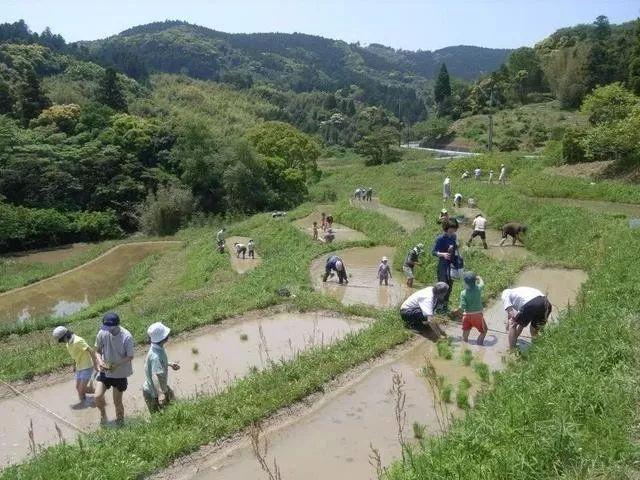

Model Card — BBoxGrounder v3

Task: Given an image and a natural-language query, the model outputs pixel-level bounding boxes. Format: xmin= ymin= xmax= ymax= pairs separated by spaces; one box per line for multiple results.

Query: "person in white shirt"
xmin=502 ymin=287 xmax=552 ymax=349
xmin=488 ymin=169 xmax=494 ymax=184
xmin=474 ymin=168 xmax=481 ymax=181
xmin=442 ymin=177 xmax=451 ymax=201
xmin=399 ymin=282 xmax=449 ymax=336
xmin=467 ymin=214 xmax=488 ymax=249
xmin=499 ymin=164 xmax=506 ymax=185
xmin=453 ymin=192 xmax=463 ymax=208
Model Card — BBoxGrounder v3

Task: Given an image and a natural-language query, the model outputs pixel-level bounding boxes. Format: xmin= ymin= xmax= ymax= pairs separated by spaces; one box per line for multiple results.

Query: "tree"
xmin=16 ymin=67 xmax=49 ymax=125
xmin=434 ymin=63 xmax=452 ymax=115
xmin=0 ymin=79 xmax=14 ymax=114
xmin=418 ymin=117 xmax=452 ymax=147
xmin=97 ymin=67 xmax=127 ymax=111
xmin=581 ymin=83 xmax=638 ymax=125
xmin=138 ymin=183 xmax=194 ymax=235
xmin=629 ymin=19 xmax=640 ymax=95
xmin=356 ymin=127 xmax=401 ymax=166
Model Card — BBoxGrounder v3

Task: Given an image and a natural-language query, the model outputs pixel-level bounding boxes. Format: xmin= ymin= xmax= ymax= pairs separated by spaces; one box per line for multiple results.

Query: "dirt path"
xmin=157 ymin=268 xmax=586 ymax=480
xmin=352 ymin=197 xmax=425 ymax=233
xmin=225 ymin=236 xmax=261 ymax=274
xmin=0 ymin=241 xmax=182 ymax=324
xmin=0 ymin=311 xmax=370 ymax=468
xmin=310 ymin=246 xmax=410 ymax=308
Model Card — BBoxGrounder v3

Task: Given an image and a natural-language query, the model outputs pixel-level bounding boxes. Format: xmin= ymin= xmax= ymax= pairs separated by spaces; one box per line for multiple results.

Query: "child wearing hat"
xmin=377 ymin=256 xmax=392 ymax=286
xmin=143 ymin=322 xmax=181 ymax=413
xmin=52 ymin=326 xmax=99 ymax=407
xmin=456 ymin=272 xmax=488 ymax=345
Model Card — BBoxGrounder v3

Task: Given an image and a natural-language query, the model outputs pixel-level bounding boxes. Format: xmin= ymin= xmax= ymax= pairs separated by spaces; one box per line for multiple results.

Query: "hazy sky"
xmin=3 ymin=0 xmax=639 ymax=50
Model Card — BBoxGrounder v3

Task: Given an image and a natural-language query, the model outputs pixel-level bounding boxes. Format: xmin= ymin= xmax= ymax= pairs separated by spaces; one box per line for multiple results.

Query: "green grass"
xmin=473 ymin=361 xmax=491 ymax=383
xmin=0 ymin=312 xmax=408 ymax=480
xmin=461 ymin=348 xmax=473 ymax=366
xmin=455 ymin=378 xmax=471 ymax=410
xmin=440 ymin=383 xmax=453 ymax=404
xmin=436 ymin=338 xmax=453 ymax=360
xmin=0 ymin=241 xmax=116 ymax=293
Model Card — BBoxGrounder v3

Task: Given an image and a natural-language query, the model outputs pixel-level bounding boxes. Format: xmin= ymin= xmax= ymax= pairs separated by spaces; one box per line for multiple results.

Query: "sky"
xmin=3 ymin=0 xmax=639 ymax=51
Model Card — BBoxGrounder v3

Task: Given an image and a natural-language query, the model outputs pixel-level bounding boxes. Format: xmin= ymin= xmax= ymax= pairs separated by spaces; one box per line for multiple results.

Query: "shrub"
xmin=418 ymin=117 xmax=453 ymax=148
xmin=561 ymin=126 xmax=587 ymax=163
xmin=138 ymin=183 xmax=194 ymax=236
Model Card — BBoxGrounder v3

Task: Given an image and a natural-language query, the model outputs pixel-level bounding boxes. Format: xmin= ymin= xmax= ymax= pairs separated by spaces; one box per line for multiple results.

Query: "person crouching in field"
xmin=53 ymin=326 xmax=99 ymax=408
xmin=143 ymin=322 xmax=180 ymax=413
xmin=499 ymin=222 xmax=527 ymax=246
xmin=455 ymin=272 xmax=488 ymax=345
xmin=399 ymin=282 xmax=449 ymax=336
xmin=234 ymin=242 xmax=247 ymax=259
xmin=377 ymin=256 xmax=392 ymax=286
xmin=323 ymin=255 xmax=348 ymax=284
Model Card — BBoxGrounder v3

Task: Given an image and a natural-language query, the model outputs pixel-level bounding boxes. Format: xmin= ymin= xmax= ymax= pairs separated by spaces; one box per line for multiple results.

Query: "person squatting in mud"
xmin=399 ymin=282 xmax=449 ymax=337
xmin=323 ymin=255 xmax=348 ymax=284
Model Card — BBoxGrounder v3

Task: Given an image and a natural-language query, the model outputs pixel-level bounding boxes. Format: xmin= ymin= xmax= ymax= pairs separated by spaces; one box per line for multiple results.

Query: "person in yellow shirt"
xmin=53 ymin=326 xmax=99 ymax=408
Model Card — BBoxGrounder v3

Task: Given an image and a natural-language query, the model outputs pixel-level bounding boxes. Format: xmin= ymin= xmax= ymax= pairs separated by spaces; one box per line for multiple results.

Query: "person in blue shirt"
xmin=432 ymin=218 xmax=459 ymax=311
xmin=322 ymin=255 xmax=348 ymax=284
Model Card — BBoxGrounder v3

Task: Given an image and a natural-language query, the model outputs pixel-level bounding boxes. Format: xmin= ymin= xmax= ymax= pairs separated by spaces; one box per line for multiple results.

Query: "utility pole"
xmin=487 ymin=86 xmax=495 ymax=152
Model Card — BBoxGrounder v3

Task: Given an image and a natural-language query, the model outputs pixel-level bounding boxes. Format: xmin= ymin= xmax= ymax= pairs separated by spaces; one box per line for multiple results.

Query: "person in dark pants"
xmin=431 ymin=219 xmax=459 ymax=312
xmin=500 ymin=222 xmax=527 ymax=246
xmin=234 ymin=242 xmax=247 ymax=259
xmin=322 ymin=255 xmax=348 ymax=284
xmin=502 ymin=287 xmax=552 ymax=349
xmin=399 ymin=282 xmax=449 ymax=336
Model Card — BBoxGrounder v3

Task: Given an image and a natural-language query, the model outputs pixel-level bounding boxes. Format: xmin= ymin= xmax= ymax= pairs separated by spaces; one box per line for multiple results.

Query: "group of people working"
xmin=313 ymin=212 xmax=335 ymax=243
xmin=52 ymin=312 xmax=179 ymax=425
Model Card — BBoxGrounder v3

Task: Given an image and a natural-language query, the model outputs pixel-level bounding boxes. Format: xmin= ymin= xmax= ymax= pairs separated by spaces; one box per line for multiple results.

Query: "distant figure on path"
xmin=377 ymin=256 xmax=392 ymax=286
xmin=52 ymin=326 xmax=99 ymax=408
xmin=432 ymin=219 xmax=459 ymax=312
xmin=502 ymin=287 xmax=552 ymax=349
xmin=323 ymin=255 xmax=348 ymax=284
xmin=442 ymin=177 xmax=451 ymax=201
xmin=461 ymin=170 xmax=470 ymax=180
xmin=499 ymin=164 xmax=506 ymax=185
xmin=322 ymin=228 xmax=335 ymax=243
xmin=438 ymin=208 xmax=450 ymax=228
xmin=216 ymin=227 xmax=226 ymax=252
xmin=366 ymin=187 xmax=373 ymax=201
xmin=403 ymin=243 xmax=424 ymax=288
xmin=399 ymin=282 xmax=449 ymax=336
xmin=467 ymin=214 xmax=488 ymax=249
xmin=321 ymin=212 xmax=327 ymax=231
xmin=143 ymin=322 xmax=180 ymax=413
xmin=326 ymin=215 xmax=334 ymax=230
xmin=94 ymin=312 xmax=134 ymax=426
xmin=453 ymin=193 xmax=463 ymax=208
xmin=247 ymin=239 xmax=255 ymax=259
xmin=354 ymin=188 xmax=362 ymax=200
xmin=312 ymin=222 xmax=319 ymax=240
xmin=500 ymin=222 xmax=527 ymax=246
xmin=456 ymin=272 xmax=488 ymax=345
xmin=474 ymin=168 xmax=482 ymax=181
xmin=234 ymin=242 xmax=247 ymax=259
xmin=488 ymin=169 xmax=494 ymax=184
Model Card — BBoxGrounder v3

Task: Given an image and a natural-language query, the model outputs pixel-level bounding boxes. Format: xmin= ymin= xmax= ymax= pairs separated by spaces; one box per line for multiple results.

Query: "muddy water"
xmin=175 ymin=268 xmax=586 ymax=480
xmin=453 ymin=206 xmax=530 ymax=261
xmin=2 ymin=243 xmax=93 ymax=265
xmin=0 ymin=242 xmax=175 ymax=324
xmin=0 ymin=311 xmax=369 ymax=467
xmin=529 ymin=196 xmax=640 ymax=218
xmin=225 ymin=236 xmax=261 ymax=274
xmin=294 ymin=208 xmax=366 ymax=242
xmin=310 ymin=247 xmax=410 ymax=308
xmin=353 ymin=197 xmax=425 ymax=233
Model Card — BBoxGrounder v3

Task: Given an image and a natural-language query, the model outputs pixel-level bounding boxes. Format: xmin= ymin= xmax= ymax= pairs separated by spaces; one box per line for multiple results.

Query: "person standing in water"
xmin=94 ymin=312 xmax=134 ymax=425
xmin=403 ymin=243 xmax=424 ymax=288
xmin=366 ymin=187 xmax=373 ymax=202
xmin=52 ymin=326 xmax=99 ymax=407
xmin=456 ymin=272 xmax=488 ymax=345
xmin=474 ymin=168 xmax=482 ymax=181
xmin=247 ymin=239 xmax=255 ymax=259
xmin=399 ymin=282 xmax=449 ymax=336
xmin=432 ymin=219 xmax=459 ymax=312
xmin=488 ymin=169 xmax=494 ymax=184
xmin=377 ymin=256 xmax=392 ymax=286
xmin=502 ymin=287 xmax=552 ymax=349
xmin=143 ymin=322 xmax=180 ymax=413
xmin=467 ymin=213 xmax=488 ymax=249
xmin=312 ymin=222 xmax=319 ymax=240
xmin=320 ymin=212 xmax=327 ymax=231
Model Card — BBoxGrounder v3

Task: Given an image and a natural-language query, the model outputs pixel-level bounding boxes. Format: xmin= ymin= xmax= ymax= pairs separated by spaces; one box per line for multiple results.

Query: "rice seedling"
xmin=461 ymin=349 xmax=473 ymax=366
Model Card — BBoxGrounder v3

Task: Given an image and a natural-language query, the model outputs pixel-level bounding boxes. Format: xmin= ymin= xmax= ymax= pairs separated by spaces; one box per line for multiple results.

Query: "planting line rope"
xmin=0 ymin=379 xmax=89 ymax=435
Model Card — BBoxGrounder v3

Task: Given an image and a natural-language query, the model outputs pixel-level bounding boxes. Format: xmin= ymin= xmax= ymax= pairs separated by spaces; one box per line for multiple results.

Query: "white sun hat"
xmin=52 ymin=326 xmax=69 ymax=341
xmin=148 ymin=322 xmax=171 ymax=343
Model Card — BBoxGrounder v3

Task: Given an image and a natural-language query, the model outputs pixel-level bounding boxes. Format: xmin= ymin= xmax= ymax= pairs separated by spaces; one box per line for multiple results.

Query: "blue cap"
xmin=102 ymin=312 xmax=120 ymax=330
xmin=463 ymin=272 xmax=477 ymax=286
